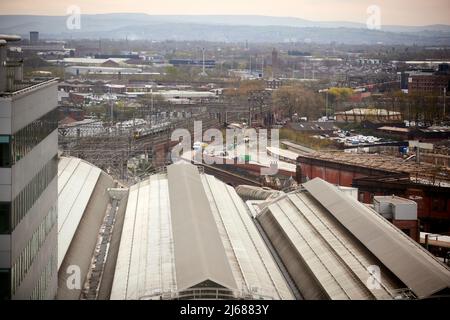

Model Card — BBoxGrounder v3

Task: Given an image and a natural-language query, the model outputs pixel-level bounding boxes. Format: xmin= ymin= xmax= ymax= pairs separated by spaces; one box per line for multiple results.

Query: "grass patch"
xmin=279 ymin=128 xmax=338 ymax=150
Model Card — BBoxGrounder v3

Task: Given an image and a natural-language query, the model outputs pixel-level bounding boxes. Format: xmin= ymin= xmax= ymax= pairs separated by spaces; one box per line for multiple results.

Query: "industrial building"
xmin=169 ymin=59 xmax=216 ymax=68
xmin=296 ymin=151 xmax=450 ymax=233
xmin=250 ymin=178 xmax=450 ymax=300
xmin=65 ymin=66 xmax=143 ymax=76
xmin=0 ymin=35 xmax=58 ymax=299
xmin=335 ymin=108 xmax=402 ymax=123
xmin=111 ymin=163 xmax=295 ymax=300
xmin=407 ymin=63 xmax=450 ymax=95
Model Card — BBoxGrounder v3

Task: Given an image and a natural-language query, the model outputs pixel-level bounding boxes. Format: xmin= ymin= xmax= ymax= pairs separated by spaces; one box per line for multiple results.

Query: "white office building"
xmin=0 ymin=35 xmax=59 ymax=300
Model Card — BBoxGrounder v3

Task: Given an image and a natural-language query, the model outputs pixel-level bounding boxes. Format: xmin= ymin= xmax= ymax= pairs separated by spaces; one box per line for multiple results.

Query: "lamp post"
xmin=444 ymin=87 xmax=447 ymax=120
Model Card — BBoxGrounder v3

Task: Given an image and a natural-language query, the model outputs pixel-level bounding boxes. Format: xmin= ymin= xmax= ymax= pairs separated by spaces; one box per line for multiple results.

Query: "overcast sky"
xmin=1 ymin=0 xmax=449 ymax=26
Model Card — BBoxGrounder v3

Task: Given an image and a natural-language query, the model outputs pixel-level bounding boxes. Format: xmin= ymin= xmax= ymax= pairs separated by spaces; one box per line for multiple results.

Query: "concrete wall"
xmin=11 ymin=82 xmax=58 ymax=133
xmin=97 ymin=191 xmax=128 ymax=300
xmin=57 ymin=172 xmax=115 ymax=300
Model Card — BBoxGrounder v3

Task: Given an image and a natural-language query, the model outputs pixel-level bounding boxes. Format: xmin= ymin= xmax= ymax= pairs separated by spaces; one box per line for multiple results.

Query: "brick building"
xmin=296 ymin=153 xmax=450 ymax=235
xmin=408 ymin=63 xmax=450 ymax=95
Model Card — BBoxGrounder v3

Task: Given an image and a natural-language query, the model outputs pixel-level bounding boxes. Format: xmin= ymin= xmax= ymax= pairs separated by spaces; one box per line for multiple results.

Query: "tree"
xmin=327 ymin=87 xmax=354 ymax=112
xmin=223 ymin=80 xmax=265 ymax=101
xmin=273 ymin=85 xmax=325 ymax=121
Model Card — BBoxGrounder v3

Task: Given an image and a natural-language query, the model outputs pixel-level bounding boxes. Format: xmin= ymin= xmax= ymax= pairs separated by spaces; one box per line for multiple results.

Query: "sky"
xmin=0 ymin=0 xmax=449 ymax=26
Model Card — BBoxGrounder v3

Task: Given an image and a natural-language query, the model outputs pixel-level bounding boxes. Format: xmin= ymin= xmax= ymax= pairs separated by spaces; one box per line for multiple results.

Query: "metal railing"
xmin=0 ymin=78 xmax=58 ymax=97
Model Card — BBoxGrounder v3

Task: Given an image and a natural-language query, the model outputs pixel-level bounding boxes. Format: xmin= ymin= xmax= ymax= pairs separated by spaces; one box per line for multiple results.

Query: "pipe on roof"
xmin=236 ymin=185 xmax=281 ymax=201
xmin=0 ymin=35 xmax=21 ymax=42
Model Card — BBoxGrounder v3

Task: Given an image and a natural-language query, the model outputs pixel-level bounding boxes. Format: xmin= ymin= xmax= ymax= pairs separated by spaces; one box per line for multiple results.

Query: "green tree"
xmin=273 ymin=85 xmax=325 ymax=120
xmin=327 ymin=87 xmax=354 ymax=112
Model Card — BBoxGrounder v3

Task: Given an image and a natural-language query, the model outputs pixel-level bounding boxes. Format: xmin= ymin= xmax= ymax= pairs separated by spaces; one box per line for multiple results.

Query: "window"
xmin=11 ymin=156 xmax=57 ymax=230
xmin=10 ymin=109 xmax=58 ymax=166
xmin=0 ymin=203 xmax=11 ymax=234
xmin=12 ymin=205 xmax=57 ymax=294
xmin=0 ymin=136 xmax=11 ymax=167
xmin=0 ymin=269 xmax=11 ymax=300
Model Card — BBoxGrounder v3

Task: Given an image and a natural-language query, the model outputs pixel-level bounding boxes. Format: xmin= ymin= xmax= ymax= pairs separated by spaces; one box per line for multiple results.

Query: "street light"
xmin=444 ymin=87 xmax=447 ymax=121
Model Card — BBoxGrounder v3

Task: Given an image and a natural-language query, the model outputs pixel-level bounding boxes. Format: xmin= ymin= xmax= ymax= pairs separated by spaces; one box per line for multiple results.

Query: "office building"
xmin=0 ymin=35 xmax=58 ymax=300
xmin=29 ymin=32 xmax=39 ymax=45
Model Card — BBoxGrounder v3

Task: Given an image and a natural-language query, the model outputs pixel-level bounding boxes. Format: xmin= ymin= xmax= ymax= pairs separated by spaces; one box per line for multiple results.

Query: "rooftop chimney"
xmin=0 ymin=34 xmax=22 ymax=93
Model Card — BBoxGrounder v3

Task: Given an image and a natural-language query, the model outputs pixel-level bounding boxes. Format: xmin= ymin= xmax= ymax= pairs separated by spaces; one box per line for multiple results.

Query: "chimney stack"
xmin=0 ymin=34 xmax=22 ymax=93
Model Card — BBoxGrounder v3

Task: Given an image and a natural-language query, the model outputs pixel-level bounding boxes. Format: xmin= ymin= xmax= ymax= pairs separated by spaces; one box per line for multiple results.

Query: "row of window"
xmin=30 ymin=251 xmax=57 ymax=300
xmin=11 ymin=205 xmax=57 ymax=296
xmin=0 ymin=203 xmax=9 ymax=234
xmin=10 ymin=156 xmax=58 ymax=232
xmin=0 ymin=108 xmax=58 ymax=168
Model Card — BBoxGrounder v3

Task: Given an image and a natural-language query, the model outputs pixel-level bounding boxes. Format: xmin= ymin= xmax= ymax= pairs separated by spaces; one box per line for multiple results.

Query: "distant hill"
xmin=1 ymin=14 xmax=449 ymax=45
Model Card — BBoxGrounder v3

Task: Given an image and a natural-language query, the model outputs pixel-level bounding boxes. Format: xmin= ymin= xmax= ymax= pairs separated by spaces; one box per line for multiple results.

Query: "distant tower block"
xmin=30 ymin=31 xmax=39 ymax=44
xmin=271 ymin=48 xmax=278 ymax=77
xmin=199 ymin=47 xmax=208 ymax=77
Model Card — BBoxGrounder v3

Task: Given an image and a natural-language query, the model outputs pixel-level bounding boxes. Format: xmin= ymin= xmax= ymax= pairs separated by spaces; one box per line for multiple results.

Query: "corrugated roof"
xmin=303 ymin=178 xmax=450 ymax=299
xmin=111 ymin=163 xmax=294 ymax=300
xmin=57 ymin=157 xmax=101 ymax=269
xmin=167 ymin=163 xmax=237 ymax=291
xmin=259 ymin=191 xmax=401 ymax=300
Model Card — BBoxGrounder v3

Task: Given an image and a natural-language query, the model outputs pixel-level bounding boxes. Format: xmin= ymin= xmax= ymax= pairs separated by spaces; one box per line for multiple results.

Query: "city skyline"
xmin=0 ymin=0 xmax=449 ymax=26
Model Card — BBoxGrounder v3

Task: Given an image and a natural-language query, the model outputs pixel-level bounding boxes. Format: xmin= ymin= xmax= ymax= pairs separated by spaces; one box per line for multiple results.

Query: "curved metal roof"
xmin=111 ymin=163 xmax=294 ymax=300
xmin=57 ymin=157 xmax=102 ymax=269
xmin=303 ymin=178 xmax=450 ymax=299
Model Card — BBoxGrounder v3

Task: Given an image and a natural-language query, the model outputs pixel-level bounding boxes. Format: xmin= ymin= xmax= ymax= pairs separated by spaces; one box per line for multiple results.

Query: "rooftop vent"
xmin=373 ymin=195 xmax=418 ymax=221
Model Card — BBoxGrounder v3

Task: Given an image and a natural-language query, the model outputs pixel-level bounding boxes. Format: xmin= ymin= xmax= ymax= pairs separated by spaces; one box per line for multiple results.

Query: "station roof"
xmin=111 ymin=163 xmax=294 ymax=300
xmin=57 ymin=157 xmax=102 ymax=269
xmin=256 ymin=178 xmax=450 ymax=299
